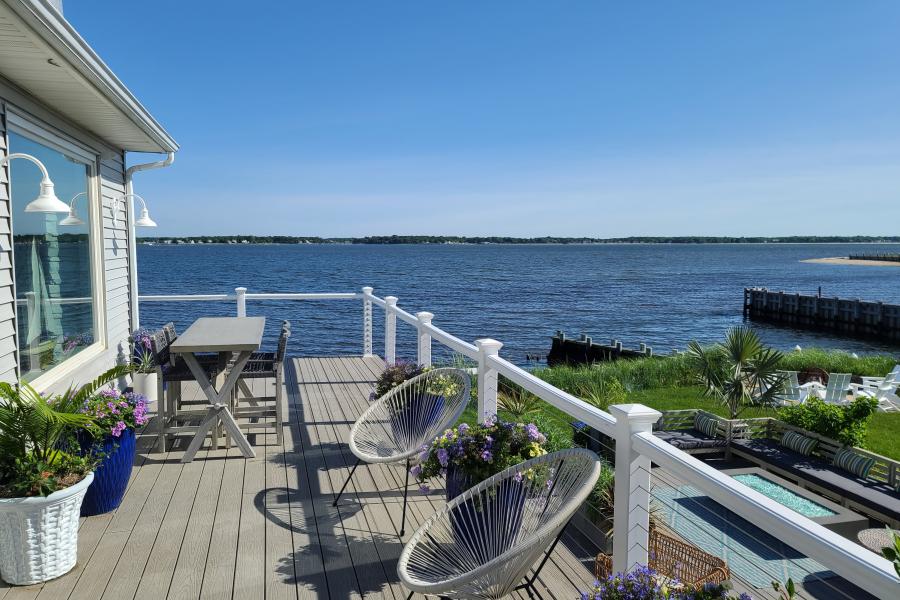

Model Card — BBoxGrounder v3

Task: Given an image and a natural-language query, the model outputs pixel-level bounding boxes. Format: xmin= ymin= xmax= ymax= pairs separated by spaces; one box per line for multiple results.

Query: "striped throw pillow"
xmin=694 ymin=413 xmax=719 ymax=438
xmin=780 ymin=431 xmax=817 ymax=456
xmin=833 ymin=448 xmax=875 ymax=479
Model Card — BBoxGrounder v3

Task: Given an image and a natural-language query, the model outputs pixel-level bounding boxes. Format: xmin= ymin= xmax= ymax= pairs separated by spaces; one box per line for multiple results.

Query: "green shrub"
xmin=778 ymin=396 xmax=878 ymax=446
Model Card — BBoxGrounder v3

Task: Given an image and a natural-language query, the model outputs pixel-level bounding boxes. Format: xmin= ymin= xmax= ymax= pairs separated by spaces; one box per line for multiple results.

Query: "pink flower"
xmin=111 ymin=421 xmax=127 ymax=437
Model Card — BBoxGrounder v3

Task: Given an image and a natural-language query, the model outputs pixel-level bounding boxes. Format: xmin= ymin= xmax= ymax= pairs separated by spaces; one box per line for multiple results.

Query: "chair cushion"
xmin=694 ymin=413 xmax=719 ymax=438
xmin=781 ymin=431 xmax=817 ymax=456
xmin=731 ymin=438 xmax=900 ymax=522
xmin=833 ymin=448 xmax=875 ymax=479
xmin=654 ymin=429 xmax=727 ymax=451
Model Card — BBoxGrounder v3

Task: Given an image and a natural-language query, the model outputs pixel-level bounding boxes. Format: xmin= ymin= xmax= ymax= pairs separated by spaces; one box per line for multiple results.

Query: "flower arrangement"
xmin=373 ymin=360 xmax=426 ymax=399
xmin=411 ymin=418 xmax=548 ymax=494
xmin=129 ymin=327 xmax=156 ymax=374
xmin=580 ymin=566 xmax=752 ymax=599
xmin=80 ymin=388 xmax=149 ymax=439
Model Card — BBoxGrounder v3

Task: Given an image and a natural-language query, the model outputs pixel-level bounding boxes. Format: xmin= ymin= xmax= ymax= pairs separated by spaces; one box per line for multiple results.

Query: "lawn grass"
xmin=864 ymin=411 xmax=900 ymax=461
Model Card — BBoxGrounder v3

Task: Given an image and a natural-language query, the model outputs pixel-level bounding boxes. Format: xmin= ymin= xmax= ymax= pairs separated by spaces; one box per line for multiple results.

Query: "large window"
xmin=9 ymin=130 xmax=96 ymax=381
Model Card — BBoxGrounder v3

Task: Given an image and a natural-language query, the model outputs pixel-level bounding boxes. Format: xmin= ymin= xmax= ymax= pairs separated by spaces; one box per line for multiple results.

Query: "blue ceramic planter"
xmin=78 ymin=428 xmax=136 ymax=516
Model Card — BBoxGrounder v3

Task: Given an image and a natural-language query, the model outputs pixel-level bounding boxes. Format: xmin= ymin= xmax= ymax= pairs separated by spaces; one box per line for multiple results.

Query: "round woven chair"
xmin=333 ymin=368 xmax=471 ymax=536
xmin=397 ymin=448 xmax=602 ymax=599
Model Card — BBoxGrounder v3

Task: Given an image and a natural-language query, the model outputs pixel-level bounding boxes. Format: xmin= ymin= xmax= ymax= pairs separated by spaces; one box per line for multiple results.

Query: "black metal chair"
xmin=234 ymin=322 xmax=291 ymax=445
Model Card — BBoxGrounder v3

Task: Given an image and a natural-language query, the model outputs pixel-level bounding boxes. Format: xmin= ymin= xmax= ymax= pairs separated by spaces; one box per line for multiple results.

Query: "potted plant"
xmin=0 ymin=366 xmax=127 ymax=585
xmin=581 ymin=565 xmax=754 ymax=599
xmin=372 ymin=360 xmax=425 ymax=401
xmin=77 ymin=388 xmax=149 ymax=516
xmin=129 ymin=328 xmax=157 ymax=403
xmin=412 ymin=418 xmax=549 ymax=544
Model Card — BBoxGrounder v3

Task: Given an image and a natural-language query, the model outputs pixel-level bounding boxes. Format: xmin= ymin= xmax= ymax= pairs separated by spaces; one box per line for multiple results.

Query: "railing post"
xmin=384 ymin=296 xmax=398 ymax=365
xmin=235 ymin=287 xmax=247 ymax=317
xmin=362 ymin=287 xmax=374 ymax=357
xmin=609 ymin=403 xmax=662 ymax=575
xmin=416 ymin=311 xmax=433 ymax=366
xmin=475 ymin=339 xmax=503 ymax=424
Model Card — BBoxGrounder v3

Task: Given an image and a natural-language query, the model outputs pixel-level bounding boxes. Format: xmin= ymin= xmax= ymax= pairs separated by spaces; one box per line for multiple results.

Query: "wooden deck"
xmin=0 ymin=356 xmax=596 ymax=600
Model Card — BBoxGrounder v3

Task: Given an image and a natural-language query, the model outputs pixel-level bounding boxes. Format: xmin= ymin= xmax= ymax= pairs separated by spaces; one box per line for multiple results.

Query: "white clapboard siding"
xmin=0 ymin=98 xmax=134 ymax=389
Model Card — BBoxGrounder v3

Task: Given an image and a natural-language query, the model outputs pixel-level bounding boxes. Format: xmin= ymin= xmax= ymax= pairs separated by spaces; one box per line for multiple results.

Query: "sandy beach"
xmin=802 ymin=256 xmax=900 ymax=267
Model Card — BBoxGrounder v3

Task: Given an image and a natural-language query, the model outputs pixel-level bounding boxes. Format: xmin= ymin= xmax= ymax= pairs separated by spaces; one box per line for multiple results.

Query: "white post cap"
xmin=416 ymin=311 xmax=434 ymax=324
xmin=475 ymin=338 xmax=503 ymax=355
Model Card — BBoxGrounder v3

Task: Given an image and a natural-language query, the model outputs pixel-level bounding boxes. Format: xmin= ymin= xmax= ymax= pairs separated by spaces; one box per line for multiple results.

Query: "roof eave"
xmin=6 ymin=0 xmax=178 ymax=153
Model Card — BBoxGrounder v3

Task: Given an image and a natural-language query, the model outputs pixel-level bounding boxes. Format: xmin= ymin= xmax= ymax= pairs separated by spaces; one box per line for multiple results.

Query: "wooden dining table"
xmin=169 ymin=316 xmax=265 ymax=463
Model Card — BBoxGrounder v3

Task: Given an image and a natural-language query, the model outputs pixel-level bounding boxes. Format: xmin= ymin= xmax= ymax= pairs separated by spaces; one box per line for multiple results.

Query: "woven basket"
xmin=0 ymin=472 xmax=94 ymax=585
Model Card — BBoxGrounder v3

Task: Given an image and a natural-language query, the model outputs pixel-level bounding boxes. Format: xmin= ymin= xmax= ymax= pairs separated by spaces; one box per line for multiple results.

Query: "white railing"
xmin=138 ymin=286 xmax=900 ymax=598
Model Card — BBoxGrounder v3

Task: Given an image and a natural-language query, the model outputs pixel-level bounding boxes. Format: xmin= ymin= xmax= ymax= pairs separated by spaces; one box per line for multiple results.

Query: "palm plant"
xmin=686 ymin=327 xmax=784 ymax=419
xmin=0 ymin=364 xmax=131 ymax=497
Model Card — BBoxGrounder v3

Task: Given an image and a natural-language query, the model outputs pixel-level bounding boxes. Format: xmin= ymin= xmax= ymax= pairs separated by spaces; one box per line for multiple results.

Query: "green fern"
xmin=0 ymin=364 xmax=130 ymax=497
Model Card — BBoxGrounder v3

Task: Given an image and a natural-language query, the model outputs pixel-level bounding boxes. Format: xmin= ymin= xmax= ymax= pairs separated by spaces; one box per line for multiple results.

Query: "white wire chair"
xmin=333 ymin=367 xmax=472 ymax=536
xmin=398 ymin=448 xmax=603 ymax=599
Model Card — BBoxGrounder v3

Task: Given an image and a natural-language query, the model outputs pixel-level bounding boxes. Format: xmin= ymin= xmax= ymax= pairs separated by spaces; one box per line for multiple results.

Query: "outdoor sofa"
xmin=654 ymin=409 xmax=900 ymax=527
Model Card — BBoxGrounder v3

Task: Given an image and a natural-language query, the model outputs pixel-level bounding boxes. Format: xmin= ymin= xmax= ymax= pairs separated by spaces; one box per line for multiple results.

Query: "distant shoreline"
xmin=802 ymin=257 xmax=900 ymax=267
xmin=138 ymin=235 xmax=900 ymax=246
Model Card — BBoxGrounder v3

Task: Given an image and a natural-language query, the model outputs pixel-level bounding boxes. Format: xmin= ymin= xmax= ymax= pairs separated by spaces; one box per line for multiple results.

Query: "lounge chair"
xmin=852 ymin=365 xmax=900 ymax=413
xmin=398 ymin=448 xmax=603 ymax=599
xmin=333 ymin=368 xmax=471 ymax=537
xmin=775 ymin=370 xmax=805 ymax=405
xmin=822 ymin=373 xmax=851 ymax=405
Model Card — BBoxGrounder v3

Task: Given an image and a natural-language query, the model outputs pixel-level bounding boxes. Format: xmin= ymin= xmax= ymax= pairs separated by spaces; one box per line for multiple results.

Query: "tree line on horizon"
xmin=137 ymin=235 xmax=900 ymax=245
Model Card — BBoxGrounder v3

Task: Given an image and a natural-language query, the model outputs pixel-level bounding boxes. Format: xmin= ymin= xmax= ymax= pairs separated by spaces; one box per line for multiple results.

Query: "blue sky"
xmin=67 ymin=2 xmax=900 ymax=237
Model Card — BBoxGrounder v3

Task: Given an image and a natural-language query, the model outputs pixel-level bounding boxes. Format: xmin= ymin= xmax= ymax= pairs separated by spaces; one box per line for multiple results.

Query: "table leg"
xmin=181 ymin=408 xmax=221 ymax=463
xmin=181 ymin=351 xmax=257 ymax=461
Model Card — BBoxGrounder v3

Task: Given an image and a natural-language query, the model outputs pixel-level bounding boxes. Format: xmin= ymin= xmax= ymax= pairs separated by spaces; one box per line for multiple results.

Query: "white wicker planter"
xmin=0 ymin=472 xmax=94 ymax=585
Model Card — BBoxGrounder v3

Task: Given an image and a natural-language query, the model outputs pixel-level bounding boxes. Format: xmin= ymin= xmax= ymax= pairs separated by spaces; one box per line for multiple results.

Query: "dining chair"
xmin=233 ymin=321 xmax=291 ymax=445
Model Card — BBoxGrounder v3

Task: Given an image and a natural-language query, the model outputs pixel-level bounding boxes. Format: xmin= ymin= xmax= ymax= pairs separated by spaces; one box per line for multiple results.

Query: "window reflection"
xmin=9 ymin=132 xmax=95 ymax=380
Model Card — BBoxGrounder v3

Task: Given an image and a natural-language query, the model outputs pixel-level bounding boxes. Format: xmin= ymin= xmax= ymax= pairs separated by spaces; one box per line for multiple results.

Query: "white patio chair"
xmin=852 ymin=365 xmax=900 ymax=413
xmin=333 ymin=368 xmax=471 ymax=536
xmin=398 ymin=448 xmax=602 ymax=599
xmin=775 ymin=370 xmax=804 ymax=405
xmin=823 ymin=373 xmax=851 ymax=405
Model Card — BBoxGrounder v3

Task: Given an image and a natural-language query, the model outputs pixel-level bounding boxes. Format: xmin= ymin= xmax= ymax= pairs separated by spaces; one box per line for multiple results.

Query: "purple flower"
xmin=513 ymin=471 xmax=523 ymax=483
xmin=525 ymin=423 xmax=540 ymax=441
xmin=457 ymin=423 xmax=470 ymax=435
xmin=100 ymin=388 xmax=120 ymax=398
xmin=436 ymin=448 xmax=449 ymax=467
xmin=409 ymin=464 xmax=422 ymax=478
xmin=111 ymin=421 xmax=127 ymax=437
xmin=480 ymin=449 xmax=492 ymax=462
xmin=418 ymin=484 xmax=431 ymax=494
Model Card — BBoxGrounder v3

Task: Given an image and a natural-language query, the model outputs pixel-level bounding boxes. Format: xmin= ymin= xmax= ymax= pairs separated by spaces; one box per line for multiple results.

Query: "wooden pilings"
xmin=743 ymin=287 xmax=900 ymax=343
xmin=547 ymin=331 xmax=653 ymax=366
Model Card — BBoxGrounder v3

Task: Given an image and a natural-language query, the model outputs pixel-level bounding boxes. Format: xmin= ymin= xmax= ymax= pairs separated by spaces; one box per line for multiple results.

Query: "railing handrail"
xmin=135 ymin=286 xmax=900 ymax=597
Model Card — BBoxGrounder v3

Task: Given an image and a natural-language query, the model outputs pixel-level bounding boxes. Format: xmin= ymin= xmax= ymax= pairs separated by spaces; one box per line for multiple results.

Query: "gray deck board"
xmin=7 ymin=356 xmax=595 ymax=599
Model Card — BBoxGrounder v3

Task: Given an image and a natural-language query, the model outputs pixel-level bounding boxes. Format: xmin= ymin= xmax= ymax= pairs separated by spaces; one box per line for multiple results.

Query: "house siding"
xmin=0 ymin=92 xmax=134 ymax=390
